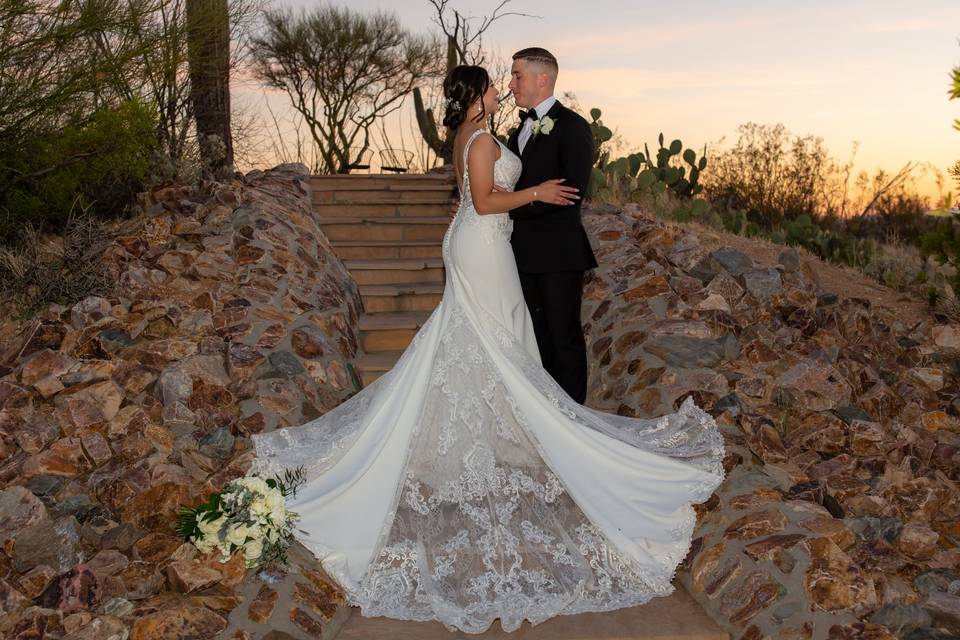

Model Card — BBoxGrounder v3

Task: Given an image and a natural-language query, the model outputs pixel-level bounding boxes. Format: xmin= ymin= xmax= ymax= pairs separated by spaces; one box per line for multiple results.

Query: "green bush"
xmin=0 ymin=98 xmax=156 ymax=243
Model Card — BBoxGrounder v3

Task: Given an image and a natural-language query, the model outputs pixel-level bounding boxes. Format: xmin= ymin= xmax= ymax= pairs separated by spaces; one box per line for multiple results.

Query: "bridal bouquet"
xmin=175 ymin=466 xmax=306 ymax=568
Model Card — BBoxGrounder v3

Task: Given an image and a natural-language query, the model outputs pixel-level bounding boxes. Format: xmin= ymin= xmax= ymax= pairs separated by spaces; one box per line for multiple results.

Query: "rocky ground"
xmin=582 ymin=204 xmax=960 ymax=639
xmin=0 ymin=166 xmax=957 ymax=640
xmin=0 ymin=165 xmax=357 ymax=639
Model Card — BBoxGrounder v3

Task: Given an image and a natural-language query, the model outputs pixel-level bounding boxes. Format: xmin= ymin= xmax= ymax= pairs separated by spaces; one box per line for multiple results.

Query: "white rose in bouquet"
xmin=176 ymin=465 xmax=306 ymax=569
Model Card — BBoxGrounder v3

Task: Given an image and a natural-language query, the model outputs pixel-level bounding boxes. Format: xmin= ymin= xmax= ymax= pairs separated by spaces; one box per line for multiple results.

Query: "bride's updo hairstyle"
xmin=442 ymin=65 xmax=491 ymax=129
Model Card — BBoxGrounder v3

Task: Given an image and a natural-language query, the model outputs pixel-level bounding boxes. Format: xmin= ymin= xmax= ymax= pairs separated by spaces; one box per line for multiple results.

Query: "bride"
xmin=250 ymin=64 xmax=725 ymax=634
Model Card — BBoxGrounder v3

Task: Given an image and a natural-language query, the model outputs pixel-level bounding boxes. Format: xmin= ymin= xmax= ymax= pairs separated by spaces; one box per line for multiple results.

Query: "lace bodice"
xmin=449 ymin=128 xmax=521 ymax=246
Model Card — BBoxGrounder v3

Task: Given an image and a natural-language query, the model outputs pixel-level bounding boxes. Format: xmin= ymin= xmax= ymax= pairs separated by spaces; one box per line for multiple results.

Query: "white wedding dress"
xmin=250 ymin=128 xmax=725 ymax=634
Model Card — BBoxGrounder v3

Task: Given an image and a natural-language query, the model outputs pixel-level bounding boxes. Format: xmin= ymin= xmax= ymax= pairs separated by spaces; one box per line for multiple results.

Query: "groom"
xmin=507 ymin=47 xmax=597 ymax=404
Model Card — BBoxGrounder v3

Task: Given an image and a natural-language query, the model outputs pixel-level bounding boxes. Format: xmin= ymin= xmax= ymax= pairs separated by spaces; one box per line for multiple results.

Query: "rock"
xmin=724 ymin=509 xmax=788 ymax=540
xmin=297 ymin=566 xmax=346 ymax=620
xmin=932 ymin=325 xmax=960 ymax=349
xmin=18 ymin=565 xmax=56 ymax=599
xmin=711 ymin=247 xmax=754 ymax=276
xmin=165 ymin=559 xmax=222 ymax=594
xmin=697 ymin=293 xmax=732 ymax=312
xmin=19 ymin=350 xmax=77 ymax=386
xmin=868 ymin=604 xmax=932 ymax=635
xmin=897 ymin=524 xmax=940 ymax=560
xmin=22 ymin=437 xmax=92 ymax=478
xmin=804 ymin=537 xmax=878 ymax=612
xmin=799 ymin=516 xmax=856 ymax=550
xmin=5 ymin=605 xmax=65 ymax=637
xmin=105 ymin=562 xmax=164 ymax=601
xmin=12 ymin=516 xmax=81 ymax=573
xmin=120 ymin=482 xmax=196 ymax=535
xmin=85 ymin=550 xmax=129 ymax=583
xmin=0 ymin=485 xmax=47 ymax=546
xmin=80 ymin=432 xmax=113 ymax=467
xmin=290 ymin=606 xmax=325 ymax=636
xmin=291 ymin=325 xmax=329 ymax=359
xmin=24 ymin=474 xmax=65 ymax=500
xmin=706 ymin=271 xmax=745 ymax=304
xmin=921 ymin=592 xmax=960 ymax=634
xmin=198 ymin=426 xmax=235 ymax=460
xmin=61 ymin=615 xmax=128 ymax=640
xmin=849 ymin=517 xmax=903 ymax=544
xmin=248 ymin=584 xmax=279 ymax=624
xmin=741 ymin=267 xmax=783 ymax=299
xmin=776 ymin=362 xmax=852 ymax=412
xmin=826 ymin=622 xmax=897 ymax=639
xmin=265 ymin=350 xmax=306 ymax=377
xmin=718 ymin=570 xmax=782 ymax=625
xmin=778 ymin=249 xmax=801 ymax=272
xmin=0 ymin=576 xmax=28 ymax=615
xmin=36 ymin=565 xmax=100 ymax=613
xmin=50 ymin=494 xmax=94 ymax=521
xmin=70 ymin=296 xmax=112 ymax=330
xmin=14 ymin=414 xmax=61 ymax=454
xmin=835 ymin=405 xmax=874 ymax=424
xmin=130 ymin=603 xmax=227 ymax=640
xmin=920 ymin=411 xmax=959 ymax=433
xmin=743 ymin=533 xmax=806 ymax=561
xmin=643 ymin=335 xmax=731 ymax=368
xmin=914 ymin=569 xmax=960 ymax=595
xmin=909 ymin=367 xmax=945 ymax=391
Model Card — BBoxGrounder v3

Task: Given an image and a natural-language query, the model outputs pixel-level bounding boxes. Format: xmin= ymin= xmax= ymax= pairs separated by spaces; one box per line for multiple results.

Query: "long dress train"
xmin=250 ymin=128 xmax=725 ymax=634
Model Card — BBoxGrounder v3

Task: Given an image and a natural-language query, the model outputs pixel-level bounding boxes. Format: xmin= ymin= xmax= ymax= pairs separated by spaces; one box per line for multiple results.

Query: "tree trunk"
xmin=187 ymin=0 xmax=233 ymax=178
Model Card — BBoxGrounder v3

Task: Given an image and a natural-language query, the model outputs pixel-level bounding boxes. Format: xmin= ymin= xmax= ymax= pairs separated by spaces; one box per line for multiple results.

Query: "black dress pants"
xmin=517 ymin=270 xmax=587 ymax=404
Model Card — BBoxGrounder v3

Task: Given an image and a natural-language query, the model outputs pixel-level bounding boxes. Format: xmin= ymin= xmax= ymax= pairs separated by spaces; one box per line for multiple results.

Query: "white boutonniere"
xmin=532 ymin=115 xmax=555 ymax=137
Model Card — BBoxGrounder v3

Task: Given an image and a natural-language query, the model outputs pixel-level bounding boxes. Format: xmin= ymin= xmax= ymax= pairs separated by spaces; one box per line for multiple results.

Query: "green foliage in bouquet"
xmin=175 ymin=465 xmax=307 ymax=568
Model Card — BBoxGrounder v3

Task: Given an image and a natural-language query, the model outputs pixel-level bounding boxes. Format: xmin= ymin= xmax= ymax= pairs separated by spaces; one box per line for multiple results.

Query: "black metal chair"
xmin=379 ymin=148 xmax=415 ymax=174
xmin=347 ymin=148 xmax=373 ymax=173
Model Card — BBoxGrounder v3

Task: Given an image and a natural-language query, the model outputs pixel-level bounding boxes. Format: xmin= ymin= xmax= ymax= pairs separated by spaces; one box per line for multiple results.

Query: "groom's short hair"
xmin=512 ymin=47 xmax=558 ymax=76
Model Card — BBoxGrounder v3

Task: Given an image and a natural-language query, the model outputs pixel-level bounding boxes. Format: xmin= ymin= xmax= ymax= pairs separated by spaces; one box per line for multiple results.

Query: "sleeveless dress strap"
xmin=461 ymin=128 xmax=490 ymax=185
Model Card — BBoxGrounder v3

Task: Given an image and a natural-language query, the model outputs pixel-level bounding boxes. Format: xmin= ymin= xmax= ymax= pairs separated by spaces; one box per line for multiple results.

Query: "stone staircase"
xmin=312 ymin=173 xmax=453 ymax=386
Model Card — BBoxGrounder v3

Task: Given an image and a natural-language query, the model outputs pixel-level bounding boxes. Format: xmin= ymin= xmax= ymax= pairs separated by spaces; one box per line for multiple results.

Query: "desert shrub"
xmin=0 ymin=99 xmax=157 ymax=244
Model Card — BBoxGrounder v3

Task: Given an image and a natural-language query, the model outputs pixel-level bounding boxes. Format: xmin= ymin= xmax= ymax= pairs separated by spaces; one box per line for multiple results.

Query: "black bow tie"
xmin=519 ymin=109 xmax=539 ymax=124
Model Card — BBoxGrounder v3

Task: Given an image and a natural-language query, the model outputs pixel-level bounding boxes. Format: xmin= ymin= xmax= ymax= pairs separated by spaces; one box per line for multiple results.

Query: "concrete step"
xmin=356 ymin=350 xmax=401 ymax=386
xmin=311 ymin=175 xmax=453 ymax=190
xmin=315 ymin=202 xmax=453 ymax=218
xmin=359 ymin=282 xmax=443 ymax=313
xmin=335 ymin=588 xmax=728 ymax=640
xmin=320 ymin=217 xmax=450 ymax=242
xmin=359 ymin=310 xmax=431 ymax=352
xmin=345 ymin=258 xmax=445 ymax=286
xmin=331 ymin=241 xmax=442 ymax=260
xmin=313 ymin=186 xmax=454 ymax=205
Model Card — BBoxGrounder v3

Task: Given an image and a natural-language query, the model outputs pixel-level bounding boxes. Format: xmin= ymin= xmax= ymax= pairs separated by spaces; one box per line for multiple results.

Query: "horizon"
xmin=237 ymin=0 xmax=960 ymax=203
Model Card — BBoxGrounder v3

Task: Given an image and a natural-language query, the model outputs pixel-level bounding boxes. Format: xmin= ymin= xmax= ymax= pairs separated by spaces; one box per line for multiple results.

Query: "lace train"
xmin=251 ymin=294 xmax=724 ymax=633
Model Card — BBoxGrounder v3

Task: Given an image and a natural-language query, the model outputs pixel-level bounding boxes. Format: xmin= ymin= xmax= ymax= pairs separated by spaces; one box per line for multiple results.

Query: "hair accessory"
xmin=446 ymin=98 xmax=462 ymax=112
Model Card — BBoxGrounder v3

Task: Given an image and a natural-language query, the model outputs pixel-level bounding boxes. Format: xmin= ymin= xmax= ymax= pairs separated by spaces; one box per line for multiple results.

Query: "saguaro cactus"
xmin=414 ymin=35 xmax=458 ymax=164
xmin=186 ymin=0 xmax=233 ymax=178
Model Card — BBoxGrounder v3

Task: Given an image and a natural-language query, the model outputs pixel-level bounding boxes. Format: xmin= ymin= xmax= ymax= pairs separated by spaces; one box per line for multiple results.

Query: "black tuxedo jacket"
xmin=507 ymin=100 xmax=598 ymax=274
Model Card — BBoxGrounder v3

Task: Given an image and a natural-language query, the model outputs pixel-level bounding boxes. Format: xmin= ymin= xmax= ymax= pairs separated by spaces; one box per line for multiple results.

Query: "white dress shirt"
xmin=518 ymin=95 xmax=557 ymax=154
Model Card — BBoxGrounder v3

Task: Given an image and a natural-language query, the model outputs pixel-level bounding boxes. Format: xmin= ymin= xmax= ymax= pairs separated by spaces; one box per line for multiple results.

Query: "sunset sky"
xmin=248 ymin=0 xmax=960 ymax=201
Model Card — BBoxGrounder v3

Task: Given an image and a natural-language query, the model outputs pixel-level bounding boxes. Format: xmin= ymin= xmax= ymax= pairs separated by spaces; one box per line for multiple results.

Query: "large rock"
xmin=12 ymin=516 xmax=82 ymax=573
xmin=0 ymin=485 xmax=47 ymax=546
xmin=130 ymin=603 xmax=228 ymax=640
